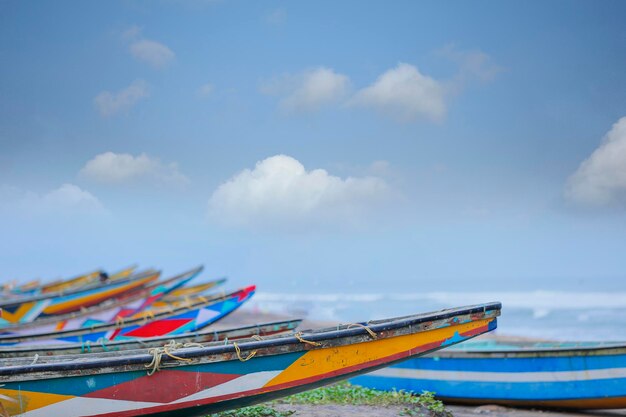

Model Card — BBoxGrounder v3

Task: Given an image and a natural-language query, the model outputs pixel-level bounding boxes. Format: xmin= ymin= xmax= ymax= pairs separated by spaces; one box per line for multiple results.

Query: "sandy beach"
xmin=219 ymin=309 xmax=626 ymax=417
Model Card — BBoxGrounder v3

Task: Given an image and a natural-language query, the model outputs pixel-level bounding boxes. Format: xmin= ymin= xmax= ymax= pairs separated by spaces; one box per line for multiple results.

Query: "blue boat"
xmin=351 ymin=339 xmax=626 ymax=409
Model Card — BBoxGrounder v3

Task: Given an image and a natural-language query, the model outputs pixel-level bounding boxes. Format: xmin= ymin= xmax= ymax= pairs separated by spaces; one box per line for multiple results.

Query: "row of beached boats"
xmin=0 ymin=265 xmax=623 ymax=416
xmin=0 ymin=265 xmax=500 ymax=416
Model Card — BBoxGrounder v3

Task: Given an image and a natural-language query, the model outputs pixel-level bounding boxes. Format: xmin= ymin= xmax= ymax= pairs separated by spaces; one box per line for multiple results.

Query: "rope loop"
xmin=182 ymin=342 xmax=205 ymax=349
xmin=347 ymin=323 xmax=378 ymax=339
xmin=97 ymin=337 xmax=114 ymax=352
xmin=294 ymin=332 xmax=322 ymax=347
xmin=145 ymin=340 xmax=193 ymax=375
xmin=140 ymin=310 xmax=155 ymax=324
xmin=80 ymin=340 xmax=92 ymax=354
xmin=233 ymin=342 xmax=257 ymax=362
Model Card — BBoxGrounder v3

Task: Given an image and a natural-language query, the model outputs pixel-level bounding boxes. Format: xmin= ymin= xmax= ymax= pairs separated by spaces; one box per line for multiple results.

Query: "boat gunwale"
xmin=161 ymin=278 xmax=228 ymax=300
xmin=428 ymin=343 xmax=626 ymax=358
xmin=0 ymin=302 xmax=501 ymax=379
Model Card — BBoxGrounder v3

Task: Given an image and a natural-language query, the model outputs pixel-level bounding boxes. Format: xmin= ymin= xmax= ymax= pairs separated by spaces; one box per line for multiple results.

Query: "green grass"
xmin=208 ymin=405 xmax=294 ymax=417
xmin=208 ymin=382 xmax=450 ymax=417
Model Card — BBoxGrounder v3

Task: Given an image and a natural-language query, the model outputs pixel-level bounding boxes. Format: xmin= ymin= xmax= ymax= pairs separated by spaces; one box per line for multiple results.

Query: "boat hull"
xmin=351 ymin=341 xmax=626 ymax=409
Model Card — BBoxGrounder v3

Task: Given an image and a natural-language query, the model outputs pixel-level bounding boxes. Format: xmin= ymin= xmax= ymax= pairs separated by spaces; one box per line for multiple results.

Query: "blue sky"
xmin=1 ymin=1 xmax=626 ymax=292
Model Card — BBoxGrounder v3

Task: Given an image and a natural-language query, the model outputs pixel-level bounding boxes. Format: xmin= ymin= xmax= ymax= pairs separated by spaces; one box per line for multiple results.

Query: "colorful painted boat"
xmin=0 ymin=302 xmax=500 ymax=417
xmin=160 ymin=278 xmax=228 ymax=302
xmin=0 ymin=266 xmax=203 ymax=337
xmin=0 ymin=319 xmax=302 ymax=358
xmin=350 ymin=338 xmax=626 ymax=409
xmin=39 ymin=265 xmax=138 ymax=294
xmin=1 ymin=266 xmax=137 ymax=296
xmin=0 ymin=270 xmax=160 ymax=325
xmin=0 ymin=285 xmax=256 ymax=346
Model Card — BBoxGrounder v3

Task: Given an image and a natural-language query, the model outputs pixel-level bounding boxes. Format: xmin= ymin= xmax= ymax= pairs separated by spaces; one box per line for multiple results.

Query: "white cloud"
xmin=208 ymin=155 xmax=391 ymax=230
xmin=79 ymin=152 xmax=189 ymax=185
xmin=260 ymin=67 xmax=350 ymax=112
xmin=351 ymin=63 xmax=446 ymax=122
xmin=0 ymin=184 xmax=106 ymax=217
xmin=42 ymin=184 xmax=106 ymax=213
xmin=93 ymin=80 xmax=150 ymax=117
xmin=129 ymin=39 xmax=175 ymax=68
xmin=566 ymin=117 xmax=626 ymax=207
xmin=80 ymin=152 xmax=188 ymax=186
xmin=197 ymin=83 xmax=215 ymax=98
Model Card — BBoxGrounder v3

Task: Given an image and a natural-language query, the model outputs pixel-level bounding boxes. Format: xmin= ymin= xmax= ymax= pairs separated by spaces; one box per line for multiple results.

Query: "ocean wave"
xmin=253 ymin=291 xmax=626 ymax=310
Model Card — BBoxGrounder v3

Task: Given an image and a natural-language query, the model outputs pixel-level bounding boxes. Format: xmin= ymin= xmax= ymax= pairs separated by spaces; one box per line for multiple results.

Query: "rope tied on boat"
xmin=182 ymin=342 xmax=205 ymax=349
xmin=347 ymin=323 xmax=378 ymax=339
xmin=146 ymin=341 xmax=193 ymax=376
xmin=115 ymin=315 xmax=125 ymax=328
xmin=294 ymin=332 xmax=321 ymax=347
xmin=233 ymin=342 xmax=257 ymax=362
xmin=97 ymin=337 xmax=115 ymax=352
xmin=251 ymin=335 xmax=263 ymax=341
xmin=139 ymin=310 xmax=155 ymax=324
xmin=81 ymin=340 xmax=92 ymax=354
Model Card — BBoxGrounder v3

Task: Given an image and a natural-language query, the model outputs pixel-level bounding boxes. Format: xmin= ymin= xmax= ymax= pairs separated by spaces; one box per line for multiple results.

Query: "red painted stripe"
xmin=84 ymin=370 xmax=241 ymax=403
xmin=121 ymin=319 xmax=192 ymax=338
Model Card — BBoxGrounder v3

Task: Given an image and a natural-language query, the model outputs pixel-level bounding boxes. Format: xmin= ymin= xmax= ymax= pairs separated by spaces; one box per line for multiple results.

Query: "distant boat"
xmin=0 ymin=302 xmax=500 ymax=417
xmin=159 ymin=278 xmax=228 ymax=302
xmin=0 ymin=270 xmax=160 ymax=325
xmin=351 ymin=338 xmax=626 ymax=409
xmin=1 ymin=266 xmax=137 ymax=296
xmin=0 ymin=318 xmax=302 ymax=357
xmin=0 ymin=285 xmax=256 ymax=345
xmin=0 ymin=266 xmax=204 ymax=337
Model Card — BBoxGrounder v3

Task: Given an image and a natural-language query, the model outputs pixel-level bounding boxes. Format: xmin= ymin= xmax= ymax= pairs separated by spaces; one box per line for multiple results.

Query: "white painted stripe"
xmin=22 ymin=300 xmax=50 ymax=323
xmin=22 ymin=395 xmax=160 ymax=417
xmin=173 ymin=371 xmax=282 ymax=403
xmin=368 ymin=366 xmax=626 ymax=383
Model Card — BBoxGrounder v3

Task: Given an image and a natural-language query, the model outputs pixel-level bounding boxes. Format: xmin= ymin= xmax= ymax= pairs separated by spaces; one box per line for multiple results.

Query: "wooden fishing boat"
xmin=0 ymin=266 xmax=204 ymax=337
xmin=159 ymin=278 xmax=227 ymax=302
xmin=39 ymin=265 xmax=138 ymax=294
xmin=0 ymin=270 xmax=159 ymax=325
xmin=0 ymin=302 xmax=500 ymax=417
xmin=0 ymin=285 xmax=256 ymax=346
xmin=350 ymin=338 xmax=626 ymax=409
xmin=0 ymin=319 xmax=302 ymax=358
xmin=1 ymin=266 xmax=137 ymax=297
